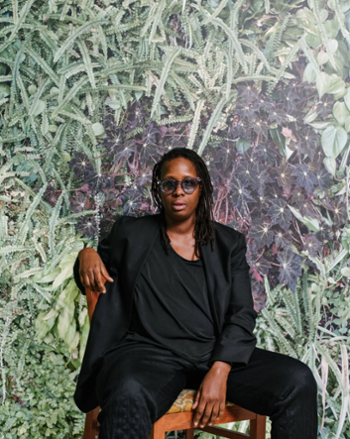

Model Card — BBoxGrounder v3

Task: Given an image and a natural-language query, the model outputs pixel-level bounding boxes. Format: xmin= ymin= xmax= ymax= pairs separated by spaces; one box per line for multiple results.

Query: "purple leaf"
xmin=277 ymin=248 xmax=303 ymax=292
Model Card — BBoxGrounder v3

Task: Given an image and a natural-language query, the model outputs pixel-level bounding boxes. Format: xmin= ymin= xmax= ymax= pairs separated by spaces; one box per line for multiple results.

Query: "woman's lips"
xmin=172 ymin=204 xmax=186 ymax=211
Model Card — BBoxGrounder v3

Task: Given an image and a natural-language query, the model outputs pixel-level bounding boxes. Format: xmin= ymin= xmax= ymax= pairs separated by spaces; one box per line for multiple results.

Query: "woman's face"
xmin=158 ymin=157 xmax=202 ymax=221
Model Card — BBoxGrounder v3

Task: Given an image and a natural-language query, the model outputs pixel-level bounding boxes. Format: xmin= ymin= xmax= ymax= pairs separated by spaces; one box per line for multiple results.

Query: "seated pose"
xmin=73 ymin=147 xmax=318 ymax=439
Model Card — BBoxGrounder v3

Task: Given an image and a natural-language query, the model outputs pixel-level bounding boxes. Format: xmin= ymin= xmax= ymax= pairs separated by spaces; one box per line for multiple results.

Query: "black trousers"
xmin=95 ymin=339 xmax=318 ymax=439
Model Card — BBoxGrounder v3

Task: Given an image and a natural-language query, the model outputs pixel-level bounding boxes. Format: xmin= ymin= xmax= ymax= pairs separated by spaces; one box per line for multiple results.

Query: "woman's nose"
xmin=173 ymin=181 xmax=185 ymax=195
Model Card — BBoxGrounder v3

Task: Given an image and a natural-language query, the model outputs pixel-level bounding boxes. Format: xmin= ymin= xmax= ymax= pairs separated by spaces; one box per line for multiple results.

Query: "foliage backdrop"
xmin=0 ymin=0 xmax=350 ymax=437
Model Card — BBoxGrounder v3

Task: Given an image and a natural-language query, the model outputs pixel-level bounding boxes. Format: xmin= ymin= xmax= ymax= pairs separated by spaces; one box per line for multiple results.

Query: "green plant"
xmin=0 ymin=0 xmax=349 ymax=436
xmin=256 ymin=266 xmax=350 ymax=438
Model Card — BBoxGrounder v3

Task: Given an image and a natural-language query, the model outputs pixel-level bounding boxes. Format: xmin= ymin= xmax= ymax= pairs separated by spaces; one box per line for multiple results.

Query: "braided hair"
xmin=151 ymin=147 xmax=216 ymax=258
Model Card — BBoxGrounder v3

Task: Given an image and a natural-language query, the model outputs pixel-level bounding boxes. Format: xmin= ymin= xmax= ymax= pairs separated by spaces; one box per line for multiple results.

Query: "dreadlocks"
xmin=151 ymin=147 xmax=216 ymax=258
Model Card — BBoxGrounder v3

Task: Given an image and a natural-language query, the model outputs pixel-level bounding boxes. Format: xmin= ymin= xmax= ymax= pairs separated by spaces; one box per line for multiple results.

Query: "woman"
xmin=74 ymin=148 xmax=318 ymax=438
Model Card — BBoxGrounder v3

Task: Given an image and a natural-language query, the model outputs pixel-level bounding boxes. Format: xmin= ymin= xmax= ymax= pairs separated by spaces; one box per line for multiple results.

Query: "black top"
xmin=122 ymin=232 xmax=217 ymax=364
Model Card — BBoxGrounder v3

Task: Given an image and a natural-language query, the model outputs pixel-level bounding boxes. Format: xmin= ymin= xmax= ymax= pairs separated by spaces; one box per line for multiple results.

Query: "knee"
xmin=100 ymin=376 xmax=146 ymax=410
xmin=116 ymin=376 xmax=145 ymax=401
xmin=285 ymin=360 xmax=317 ymax=398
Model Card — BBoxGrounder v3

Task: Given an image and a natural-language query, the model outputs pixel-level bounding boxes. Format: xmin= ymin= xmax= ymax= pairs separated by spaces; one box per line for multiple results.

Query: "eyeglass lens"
xmin=161 ymin=178 xmax=198 ymax=194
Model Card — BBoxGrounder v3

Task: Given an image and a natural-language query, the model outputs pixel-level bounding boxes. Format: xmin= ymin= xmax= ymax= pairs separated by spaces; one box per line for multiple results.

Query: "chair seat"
xmin=167 ymin=389 xmax=235 ymax=414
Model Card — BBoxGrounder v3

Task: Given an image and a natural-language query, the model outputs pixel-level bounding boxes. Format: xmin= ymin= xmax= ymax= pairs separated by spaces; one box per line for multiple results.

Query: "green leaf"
xmin=205 ymin=15 xmax=248 ymax=74
xmin=32 ymin=99 xmax=46 ymax=116
xmin=52 ymin=254 xmax=77 ymax=290
xmin=341 ymin=228 xmax=350 ymax=251
xmin=28 ymin=84 xmax=37 ymax=95
xmin=315 ymin=72 xmax=330 ymax=98
xmin=302 ymin=63 xmax=316 ymax=83
xmin=134 ymin=90 xmax=143 ymax=101
xmin=35 ymin=312 xmax=56 ymax=340
xmin=288 ymin=205 xmax=319 ymax=232
xmin=236 ymin=138 xmax=250 ymax=153
xmin=333 ymin=102 xmax=350 ymax=126
xmin=323 ymin=157 xmax=337 ymax=177
xmin=53 ymin=19 xmax=108 ymax=63
xmin=341 ymin=267 xmax=350 ymax=278
xmin=77 ymin=40 xmax=96 ymax=89
xmin=327 ymin=75 xmax=346 ymax=95
xmin=0 ymin=83 xmax=11 ymax=99
xmin=303 ymin=108 xmax=318 ymax=124
xmin=308 ymin=121 xmax=331 ymax=129
xmin=57 ymin=302 xmax=74 ymax=340
xmin=150 ymin=46 xmax=182 ymax=119
xmin=92 ymin=122 xmax=105 ymax=137
xmin=105 ymin=99 xmax=121 ymax=110
xmin=68 ymin=331 xmax=80 ymax=353
xmin=78 ymin=308 xmax=88 ymax=327
xmin=198 ymin=91 xmax=235 ymax=156
xmin=324 ymin=18 xmax=342 ymax=39
xmin=64 ymin=320 xmax=76 ymax=346
xmin=344 ymin=89 xmax=350 ymax=112
xmin=36 ymin=268 xmax=61 ymax=283
xmin=327 ymin=39 xmax=338 ymax=53
xmin=344 ymin=116 xmax=350 ymax=133
xmin=321 ymin=125 xmax=348 ymax=159
xmin=52 ymin=282 xmax=79 ymax=318
xmin=317 ymin=51 xmax=329 ymax=66
xmin=269 ymin=127 xmax=286 ymax=156
xmin=319 ymin=8 xmax=328 ymax=21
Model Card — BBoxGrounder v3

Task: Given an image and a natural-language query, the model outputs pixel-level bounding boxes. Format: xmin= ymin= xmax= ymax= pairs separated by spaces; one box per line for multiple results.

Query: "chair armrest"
xmin=85 ymin=276 xmax=106 ymax=323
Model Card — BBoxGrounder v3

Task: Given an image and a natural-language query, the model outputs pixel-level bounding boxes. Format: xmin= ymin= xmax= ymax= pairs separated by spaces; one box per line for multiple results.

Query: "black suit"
xmin=73 ymin=213 xmax=257 ymax=413
xmin=73 ymin=214 xmax=318 ymax=439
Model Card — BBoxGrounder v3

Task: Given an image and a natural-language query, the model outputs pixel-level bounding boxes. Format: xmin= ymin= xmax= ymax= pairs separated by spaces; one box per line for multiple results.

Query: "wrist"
xmin=211 ymin=361 xmax=232 ymax=376
xmin=79 ymin=247 xmax=95 ymax=259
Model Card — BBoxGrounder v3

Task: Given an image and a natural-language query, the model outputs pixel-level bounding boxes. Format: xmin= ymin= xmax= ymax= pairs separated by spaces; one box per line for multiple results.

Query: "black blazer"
xmin=73 ymin=213 xmax=257 ymax=413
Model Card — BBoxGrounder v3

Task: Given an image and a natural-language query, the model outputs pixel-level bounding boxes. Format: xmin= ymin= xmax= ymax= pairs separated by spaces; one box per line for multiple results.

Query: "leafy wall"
xmin=0 ymin=0 xmax=349 ymax=437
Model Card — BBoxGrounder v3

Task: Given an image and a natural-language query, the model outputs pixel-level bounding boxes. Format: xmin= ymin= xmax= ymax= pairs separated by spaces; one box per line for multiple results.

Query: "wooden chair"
xmin=82 ymin=278 xmax=266 ymax=439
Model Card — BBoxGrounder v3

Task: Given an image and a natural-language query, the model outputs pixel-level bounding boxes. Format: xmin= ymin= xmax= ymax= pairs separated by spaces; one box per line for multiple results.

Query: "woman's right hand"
xmin=78 ymin=248 xmax=114 ymax=294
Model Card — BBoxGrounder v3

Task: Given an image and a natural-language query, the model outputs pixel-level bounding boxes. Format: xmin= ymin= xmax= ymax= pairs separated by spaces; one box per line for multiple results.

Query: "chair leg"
xmin=148 ymin=425 xmax=154 ymax=439
xmin=149 ymin=422 xmax=166 ymax=439
xmin=83 ymin=406 xmax=100 ymax=439
xmin=150 ymin=425 xmax=193 ymax=439
xmin=250 ymin=415 xmax=266 ymax=439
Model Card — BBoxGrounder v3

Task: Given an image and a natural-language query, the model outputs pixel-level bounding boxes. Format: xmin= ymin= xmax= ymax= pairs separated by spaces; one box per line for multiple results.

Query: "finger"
xmin=94 ymin=271 xmax=106 ymax=293
xmin=82 ymin=272 xmax=92 ymax=291
xmin=101 ymin=264 xmax=113 ymax=283
xmin=88 ymin=271 xmax=100 ymax=292
xmin=198 ymin=403 xmax=213 ymax=428
xmin=217 ymin=403 xmax=225 ymax=421
xmin=88 ymin=271 xmax=101 ymax=293
xmin=193 ymin=400 xmax=207 ymax=428
xmin=208 ymin=403 xmax=220 ymax=426
xmin=192 ymin=389 xmax=201 ymax=409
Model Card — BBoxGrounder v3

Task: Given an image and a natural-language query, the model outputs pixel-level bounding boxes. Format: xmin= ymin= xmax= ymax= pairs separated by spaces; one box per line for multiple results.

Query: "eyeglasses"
xmin=157 ymin=177 xmax=201 ymax=194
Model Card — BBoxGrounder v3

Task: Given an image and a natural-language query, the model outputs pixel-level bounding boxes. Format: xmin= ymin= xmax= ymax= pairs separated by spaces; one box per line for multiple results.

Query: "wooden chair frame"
xmin=82 ymin=278 xmax=266 ymax=439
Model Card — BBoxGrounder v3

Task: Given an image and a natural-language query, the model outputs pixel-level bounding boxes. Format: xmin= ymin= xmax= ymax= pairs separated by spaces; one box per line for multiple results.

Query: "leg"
xmin=95 ymin=339 xmax=191 ymax=439
xmin=250 ymin=414 xmax=266 ymax=439
xmin=224 ymin=348 xmax=318 ymax=439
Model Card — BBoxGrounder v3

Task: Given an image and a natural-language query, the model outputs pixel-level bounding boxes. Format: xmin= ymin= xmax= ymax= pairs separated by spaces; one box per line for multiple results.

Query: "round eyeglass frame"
xmin=157 ymin=177 xmax=202 ymax=194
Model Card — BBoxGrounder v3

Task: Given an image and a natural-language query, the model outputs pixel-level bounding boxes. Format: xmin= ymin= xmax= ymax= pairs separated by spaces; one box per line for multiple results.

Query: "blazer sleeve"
xmin=209 ymin=232 xmax=257 ymax=367
xmin=73 ymin=215 xmax=122 ymax=295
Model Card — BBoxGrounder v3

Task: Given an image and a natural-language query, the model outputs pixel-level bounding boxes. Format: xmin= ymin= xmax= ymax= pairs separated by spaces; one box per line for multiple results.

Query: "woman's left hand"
xmin=191 ymin=361 xmax=231 ymax=429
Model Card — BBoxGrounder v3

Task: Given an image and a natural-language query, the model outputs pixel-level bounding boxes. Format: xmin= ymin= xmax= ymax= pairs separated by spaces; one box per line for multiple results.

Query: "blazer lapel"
xmin=201 ymin=224 xmax=232 ymax=335
xmin=120 ymin=214 xmax=161 ymax=318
